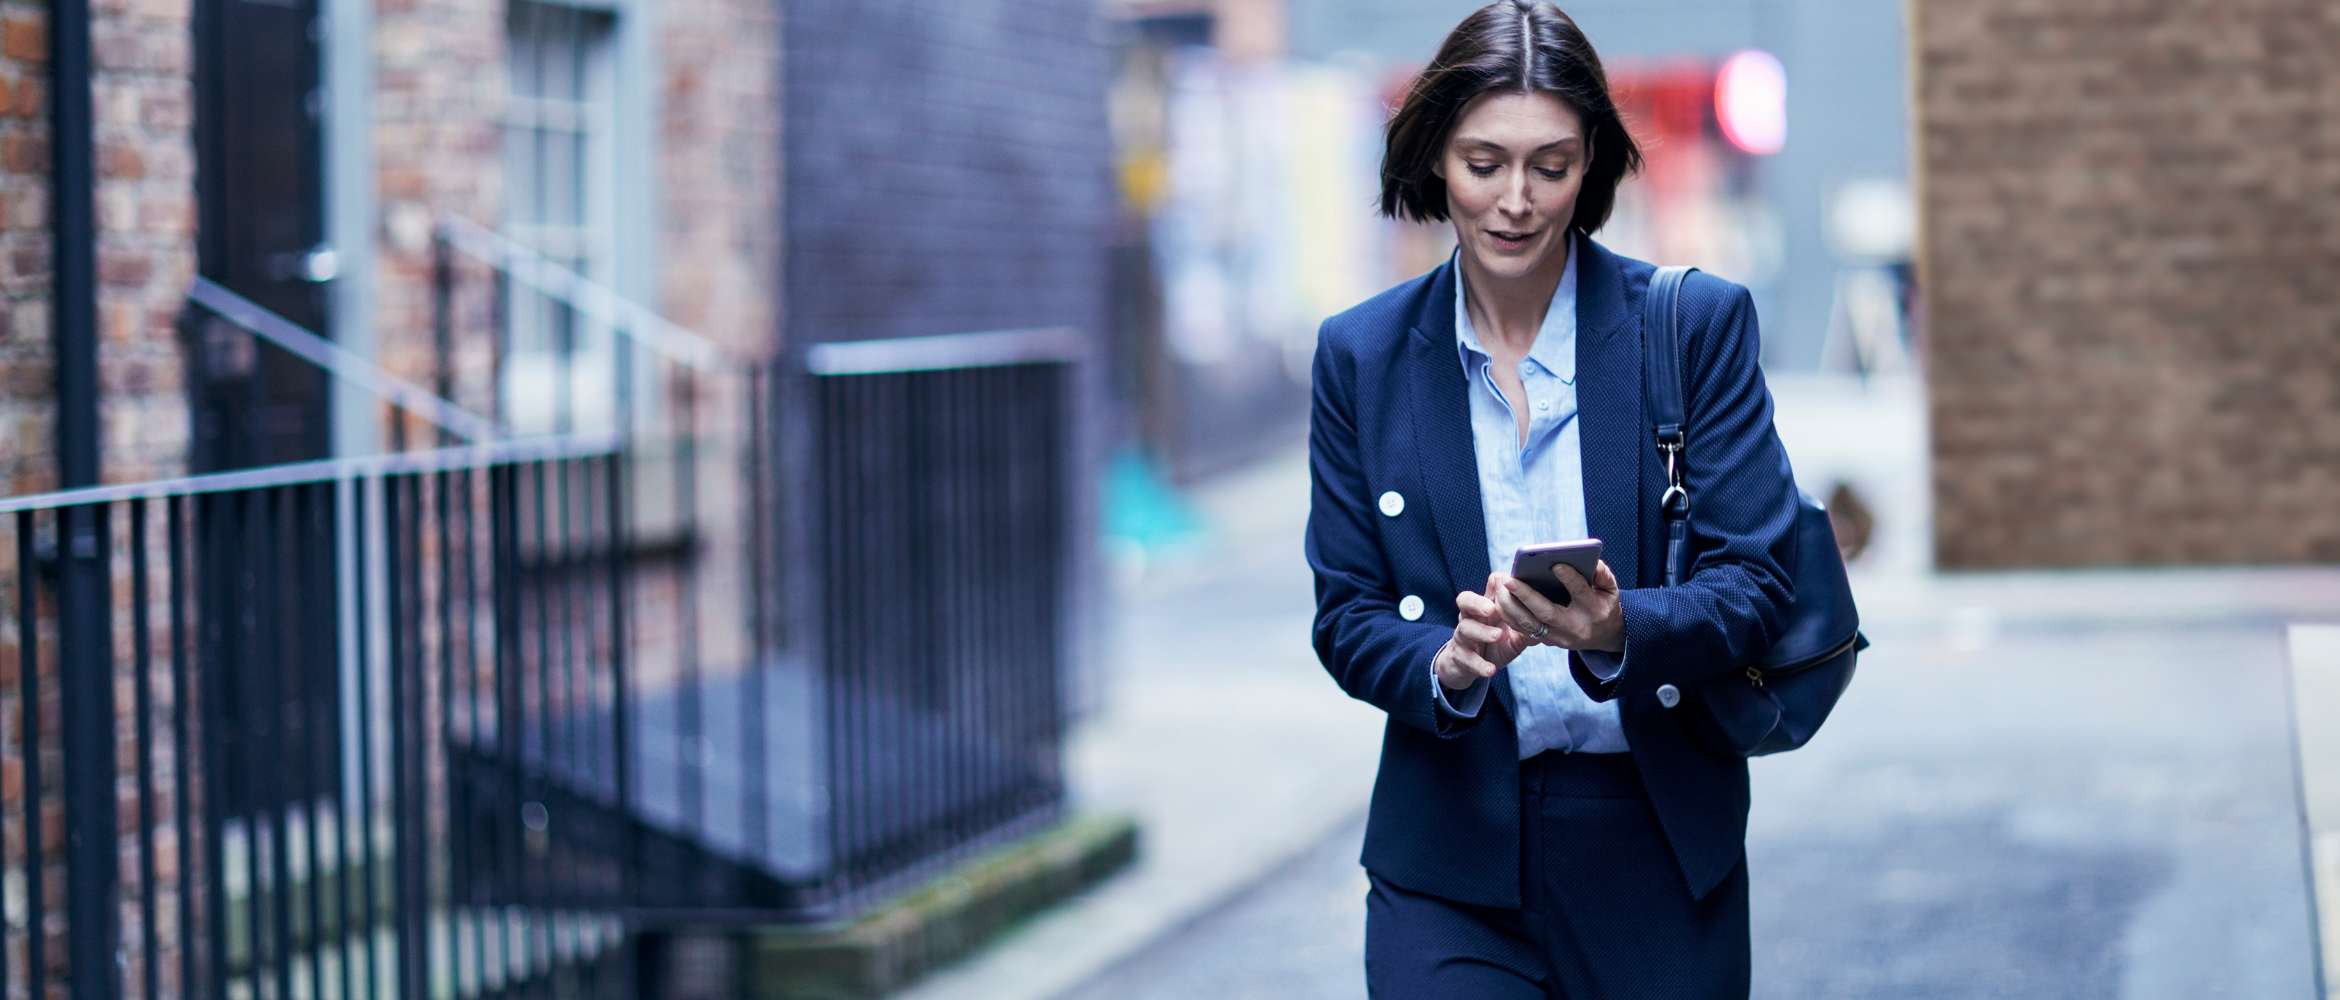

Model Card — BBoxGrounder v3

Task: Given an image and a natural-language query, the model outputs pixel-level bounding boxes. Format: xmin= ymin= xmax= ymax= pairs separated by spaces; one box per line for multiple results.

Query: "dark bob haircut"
xmin=1378 ymin=0 xmax=1643 ymax=235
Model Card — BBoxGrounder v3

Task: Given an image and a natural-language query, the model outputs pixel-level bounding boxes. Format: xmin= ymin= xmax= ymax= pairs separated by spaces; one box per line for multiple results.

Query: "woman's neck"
xmin=1458 ymin=237 xmax=1571 ymax=356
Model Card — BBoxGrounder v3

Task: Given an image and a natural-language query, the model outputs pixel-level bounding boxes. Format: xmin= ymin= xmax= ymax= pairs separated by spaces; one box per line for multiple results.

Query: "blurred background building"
xmin=1096 ymin=0 xmax=1918 ymax=560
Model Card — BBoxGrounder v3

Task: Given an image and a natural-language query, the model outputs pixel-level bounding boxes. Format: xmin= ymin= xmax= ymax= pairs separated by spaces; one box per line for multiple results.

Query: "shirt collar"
xmin=1451 ymin=233 xmax=1579 ymax=385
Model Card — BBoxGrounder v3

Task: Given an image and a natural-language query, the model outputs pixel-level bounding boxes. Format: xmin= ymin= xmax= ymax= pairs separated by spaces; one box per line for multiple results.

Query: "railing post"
xmin=432 ymin=228 xmax=457 ymax=446
xmin=59 ymin=503 xmax=121 ymax=999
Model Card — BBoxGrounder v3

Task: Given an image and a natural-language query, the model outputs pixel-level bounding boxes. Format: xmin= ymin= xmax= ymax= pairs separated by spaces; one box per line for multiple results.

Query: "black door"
xmin=192 ymin=0 xmax=332 ymax=471
xmin=191 ymin=0 xmax=340 ymax=820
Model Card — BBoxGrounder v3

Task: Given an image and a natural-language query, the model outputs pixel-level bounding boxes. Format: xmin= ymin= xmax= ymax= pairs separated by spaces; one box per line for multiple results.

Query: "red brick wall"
xmin=373 ymin=0 xmax=505 ymax=415
xmin=651 ymin=0 xmax=782 ymax=678
xmin=91 ymin=0 xmax=196 ymax=486
xmin=1914 ymin=0 xmax=2340 ymax=568
xmin=657 ymin=0 xmax=780 ymax=359
xmin=1 ymin=0 xmax=197 ymax=497
xmin=2 ymin=3 xmax=56 ymax=498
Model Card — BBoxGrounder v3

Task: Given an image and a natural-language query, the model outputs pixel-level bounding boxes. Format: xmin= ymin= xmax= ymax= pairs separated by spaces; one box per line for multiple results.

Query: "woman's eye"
xmin=1537 ymin=167 xmax=1570 ymax=181
xmin=1466 ymin=163 xmax=1498 ymax=177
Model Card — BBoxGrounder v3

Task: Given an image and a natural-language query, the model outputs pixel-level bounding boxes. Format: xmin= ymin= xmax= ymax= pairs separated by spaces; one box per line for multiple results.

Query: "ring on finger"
xmin=1500 ymin=609 xmax=1548 ymax=641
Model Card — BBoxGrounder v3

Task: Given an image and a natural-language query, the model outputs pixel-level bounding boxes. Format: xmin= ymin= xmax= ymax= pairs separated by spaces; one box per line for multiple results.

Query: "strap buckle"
xmin=1657 ymin=437 xmax=1689 ymax=514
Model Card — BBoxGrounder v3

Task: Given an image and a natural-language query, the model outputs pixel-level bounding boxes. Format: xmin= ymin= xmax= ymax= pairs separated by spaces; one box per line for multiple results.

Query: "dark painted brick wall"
xmin=783 ymin=0 xmax=1115 ymax=346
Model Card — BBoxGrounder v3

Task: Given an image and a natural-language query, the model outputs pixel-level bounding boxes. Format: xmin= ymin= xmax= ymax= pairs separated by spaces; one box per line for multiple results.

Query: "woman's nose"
xmin=1497 ymin=174 xmax=1532 ymax=217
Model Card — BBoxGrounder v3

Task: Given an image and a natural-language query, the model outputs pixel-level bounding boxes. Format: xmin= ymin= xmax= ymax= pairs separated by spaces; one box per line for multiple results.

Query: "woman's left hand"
xmin=1488 ymin=562 xmax=1625 ymax=654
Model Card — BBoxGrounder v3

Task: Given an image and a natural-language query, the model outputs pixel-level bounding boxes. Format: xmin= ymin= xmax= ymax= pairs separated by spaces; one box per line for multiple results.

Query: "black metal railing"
xmin=785 ymin=329 xmax=1084 ymax=917
xmin=0 ymin=436 xmax=637 ymax=999
xmin=0 ymin=270 xmax=1085 ymax=997
xmin=427 ymin=220 xmax=1091 ymax=923
xmin=0 ymin=222 xmax=1092 ymax=996
xmin=432 ymin=218 xmax=789 ymax=914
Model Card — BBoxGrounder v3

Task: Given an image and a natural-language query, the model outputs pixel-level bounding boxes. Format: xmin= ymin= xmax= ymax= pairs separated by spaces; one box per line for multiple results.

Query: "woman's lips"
xmin=1489 ymin=229 xmax=1537 ymax=252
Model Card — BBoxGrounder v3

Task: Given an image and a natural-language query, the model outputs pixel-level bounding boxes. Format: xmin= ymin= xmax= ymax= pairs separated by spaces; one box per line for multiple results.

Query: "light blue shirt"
xmin=1431 ymin=238 xmax=1629 ymax=757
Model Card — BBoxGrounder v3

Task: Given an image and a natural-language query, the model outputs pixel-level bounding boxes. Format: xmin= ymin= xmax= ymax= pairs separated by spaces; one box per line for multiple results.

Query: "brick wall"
xmin=0 ymin=0 xmax=195 ymax=497
xmin=782 ymin=0 xmax=1114 ymax=345
xmin=1914 ymin=0 xmax=2340 ymax=568
xmin=0 ymin=2 xmax=49 ymax=497
xmin=373 ymin=0 xmax=504 ymax=409
xmin=90 ymin=0 xmax=195 ymax=486
xmin=658 ymin=0 xmax=780 ymax=358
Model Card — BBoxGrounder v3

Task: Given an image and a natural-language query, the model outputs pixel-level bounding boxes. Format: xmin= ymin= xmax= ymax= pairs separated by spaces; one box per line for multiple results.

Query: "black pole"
xmin=52 ymin=0 xmax=119 ymax=991
xmin=59 ymin=504 xmax=119 ymax=1000
xmin=52 ymin=0 xmax=97 ymax=490
xmin=432 ymin=231 xmax=456 ymax=445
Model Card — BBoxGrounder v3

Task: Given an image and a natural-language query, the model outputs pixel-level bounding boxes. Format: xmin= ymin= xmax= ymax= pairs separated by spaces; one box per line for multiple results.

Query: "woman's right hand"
xmin=1434 ymin=580 xmax=1530 ymax=690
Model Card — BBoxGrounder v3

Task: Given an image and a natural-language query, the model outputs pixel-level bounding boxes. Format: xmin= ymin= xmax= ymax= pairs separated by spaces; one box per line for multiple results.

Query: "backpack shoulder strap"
xmin=1641 ymin=265 xmax=1697 ymax=585
xmin=1641 ymin=265 xmax=1696 ymax=446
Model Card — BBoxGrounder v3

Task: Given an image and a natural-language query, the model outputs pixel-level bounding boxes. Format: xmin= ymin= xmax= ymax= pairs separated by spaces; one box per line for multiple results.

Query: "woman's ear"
xmin=1428 ymin=150 xmax=1445 ymax=180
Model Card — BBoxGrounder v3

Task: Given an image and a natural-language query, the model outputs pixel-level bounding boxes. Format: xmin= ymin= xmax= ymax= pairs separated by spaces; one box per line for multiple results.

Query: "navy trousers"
xmin=1363 ymin=751 xmax=1750 ymax=999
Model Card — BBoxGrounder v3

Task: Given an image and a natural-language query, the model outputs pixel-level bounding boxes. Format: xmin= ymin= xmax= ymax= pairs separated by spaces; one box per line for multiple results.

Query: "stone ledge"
xmin=743 ymin=812 xmax=1142 ymax=1000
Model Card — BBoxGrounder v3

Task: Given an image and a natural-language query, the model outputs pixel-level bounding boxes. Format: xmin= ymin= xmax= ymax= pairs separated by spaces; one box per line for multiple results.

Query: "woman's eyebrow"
xmin=1453 ymin=135 xmax=1584 ymax=154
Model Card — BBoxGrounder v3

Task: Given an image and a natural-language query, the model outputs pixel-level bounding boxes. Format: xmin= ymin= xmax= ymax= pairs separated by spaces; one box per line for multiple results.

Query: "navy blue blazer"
xmin=1305 ymin=237 xmax=1799 ymax=909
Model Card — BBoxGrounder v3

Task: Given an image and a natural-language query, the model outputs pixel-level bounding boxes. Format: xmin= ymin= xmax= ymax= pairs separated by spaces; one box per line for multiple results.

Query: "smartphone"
xmin=1509 ymin=539 xmax=1603 ymax=607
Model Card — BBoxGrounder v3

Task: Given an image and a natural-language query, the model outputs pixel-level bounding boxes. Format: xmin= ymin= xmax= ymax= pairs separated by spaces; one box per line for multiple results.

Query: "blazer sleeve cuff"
xmin=1429 ymin=657 xmax=1490 ymax=736
xmin=1569 ymin=587 xmax=1669 ymax=702
xmin=1576 ymin=649 xmax=1626 ymax=682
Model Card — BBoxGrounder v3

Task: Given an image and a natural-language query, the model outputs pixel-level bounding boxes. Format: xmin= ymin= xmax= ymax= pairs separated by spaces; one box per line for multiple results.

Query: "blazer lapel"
xmin=1405 ymin=260 xmax=1516 ymax=717
xmin=1572 ymin=238 xmax=1644 ymax=590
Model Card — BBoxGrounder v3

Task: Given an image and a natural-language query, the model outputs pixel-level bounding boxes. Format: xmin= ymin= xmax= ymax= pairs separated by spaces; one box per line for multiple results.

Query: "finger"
xmin=1498 ymin=573 xmax=1561 ymax=622
xmin=1455 ymin=590 xmax=1506 ymax=624
xmin=1455 ymin=618 xmax=1508 ymax=648
xmin=1553 ymin=563 xmax=1595 ymax=602
xmin=1592 ymin=559 xmax=1619 ymax=593
xmin=1491 ymin=583 xmax=1546 ymax=635
xmin=1455 ymin=647 xmax=1500 ymax=680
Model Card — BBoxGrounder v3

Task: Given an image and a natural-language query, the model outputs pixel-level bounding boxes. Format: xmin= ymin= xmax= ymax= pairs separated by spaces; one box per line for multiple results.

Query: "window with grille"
xmin=503 ymin=0 xmax=622 ymax=436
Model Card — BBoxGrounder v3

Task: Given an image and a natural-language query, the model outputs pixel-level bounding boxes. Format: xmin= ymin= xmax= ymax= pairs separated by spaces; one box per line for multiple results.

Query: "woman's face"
xmin=1435 ymin=89 xmax=1590 ymax=282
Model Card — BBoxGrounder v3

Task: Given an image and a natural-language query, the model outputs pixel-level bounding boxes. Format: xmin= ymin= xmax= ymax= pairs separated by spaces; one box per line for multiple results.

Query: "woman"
xmin=1304 ymin=2 xmax=1800 ymax=996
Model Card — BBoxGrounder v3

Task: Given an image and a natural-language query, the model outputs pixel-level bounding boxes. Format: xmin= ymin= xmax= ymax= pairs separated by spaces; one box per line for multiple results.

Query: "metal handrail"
xmin=0 ymin=433 xmax=620 ymax=514
xmin=434 ymin=214 xmax=747 ymax=376
xmin=802 ymin=325 xmax=1085 ymax=376
xmin=185 ymin=276 xmax=502 ymax=443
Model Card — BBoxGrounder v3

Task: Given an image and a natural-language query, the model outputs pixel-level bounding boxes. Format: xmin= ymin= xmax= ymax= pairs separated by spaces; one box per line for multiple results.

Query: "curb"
xmin=2287 ymin=625 xmax=2340 ymax=998
xmin=741 ymin=812 xmax=1141 ymax=999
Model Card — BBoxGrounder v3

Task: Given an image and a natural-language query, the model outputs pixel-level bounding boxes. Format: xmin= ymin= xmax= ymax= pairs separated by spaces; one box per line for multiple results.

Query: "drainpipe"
xmin=50 ymin=0 xmax=123 ymax=996
xmin=50 ymin=0 xmax=95 ymax=486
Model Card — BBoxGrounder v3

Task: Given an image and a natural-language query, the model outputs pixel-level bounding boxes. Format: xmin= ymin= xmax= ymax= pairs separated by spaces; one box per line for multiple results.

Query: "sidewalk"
xmin=898 ymin=443 xmax=1383 ymax=1000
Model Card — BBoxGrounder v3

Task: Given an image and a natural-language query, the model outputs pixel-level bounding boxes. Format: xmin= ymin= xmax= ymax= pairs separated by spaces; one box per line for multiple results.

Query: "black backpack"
xmin=1642 ymin=266 xmax=1868 ymax=756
